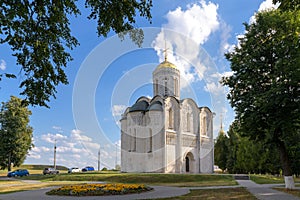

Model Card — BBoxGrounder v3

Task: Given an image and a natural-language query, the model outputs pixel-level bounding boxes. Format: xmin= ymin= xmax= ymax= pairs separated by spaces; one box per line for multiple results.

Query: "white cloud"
xmin=70 ymin=129 xmax=100 ymax=149
xmin=100 ymin=149 xmax=110 ymax=159
xmin=52 ymin=126 xmax=62 ymax=130
xmin=258 ymin=0 xmax=279 ymax=11
xmin=112 ymin=105 xmax=127 ymax=117
xmin=222 ymin=71 xmax=234 ymax=78
xmin=164 ymin=1 xmax=219 ymax=45
xmin=72 ymin=133 xmax=92 ymax=142
xmin=83 ymin=142 xmax=100 ymax=150
xmin=71 ymin=129 xmax=82 ymax=135
xmin=115 ymin=140 xmax=121 ymax=147
xmin=226 ymin=1 xmax=280 ymax=55
xmin=0 ymin=59 xmax=6 ymax=70
xmin=72 ymin=154 xmax=81 ymax=159
xmin=27 ymin=128 xmax=116 ymax=168
xmin=152 ymin=0 xmax=220 ymax=88
xmin=57 ymin=146 xmax=85 ymax=153
xmin=250 ymin=0 xmax=279 ymax=24
xmin=219 ymin=22 xmax=235 ymax=54
xmin=52 ymin=126 xmax=63 ymax=133
xmin=27 ymin=152 xmax=41 ymax=159
xmin=31 ymin=146 xmax=51 ymax=153
xmin=205 ymin=71 xmax=233 ymax=96
xmin=204 ymin=82 xmax=224 ymax=96
xmin=41 ymin=133 xmax=67 ymax=143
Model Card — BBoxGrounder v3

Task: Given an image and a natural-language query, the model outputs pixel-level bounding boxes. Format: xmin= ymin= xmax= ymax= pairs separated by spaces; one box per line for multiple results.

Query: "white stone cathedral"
xmin=120 ymin=54 xmax=214 ymax=173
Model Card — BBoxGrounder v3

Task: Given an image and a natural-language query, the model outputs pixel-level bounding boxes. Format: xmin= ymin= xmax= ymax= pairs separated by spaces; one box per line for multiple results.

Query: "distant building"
xmin=120 ymin=53 xmax=214 ymax=173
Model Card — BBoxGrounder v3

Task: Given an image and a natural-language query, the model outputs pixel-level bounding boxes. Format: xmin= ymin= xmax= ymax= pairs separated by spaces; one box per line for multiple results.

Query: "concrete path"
xmin=0 ymin=180 xmax=299 ymax=200
xmin=236 ymin=180 xmax=300 ymax=200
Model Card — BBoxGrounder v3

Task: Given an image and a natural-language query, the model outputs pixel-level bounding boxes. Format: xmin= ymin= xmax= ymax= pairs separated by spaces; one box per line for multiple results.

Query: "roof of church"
xmin=156 ymin=60 xmax=177 ymax=70
xmin=147 ymin=101 xmax=163 ymax=111
xmin=128 ymin=100 xmax=164 ymax=113
xmin=128 ymin=100 xmax=149 ymax=112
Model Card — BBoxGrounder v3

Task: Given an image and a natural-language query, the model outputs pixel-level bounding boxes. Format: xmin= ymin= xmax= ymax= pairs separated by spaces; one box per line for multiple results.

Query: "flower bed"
xmin=46 ymin=183 xmax=153 ymax=196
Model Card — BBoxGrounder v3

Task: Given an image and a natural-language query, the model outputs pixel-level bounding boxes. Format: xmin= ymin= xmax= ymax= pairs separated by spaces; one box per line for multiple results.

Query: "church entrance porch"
xmin=184 ymin=152 xmax=195 ymax=173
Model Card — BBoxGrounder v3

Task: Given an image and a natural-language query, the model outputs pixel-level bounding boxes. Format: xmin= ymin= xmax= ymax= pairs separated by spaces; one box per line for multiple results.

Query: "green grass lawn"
xmin=17 ymin=173 xmax=237 ymax=187
xmin=0 ymin=173 xmax=237 ymax=194
xmin=250 ymin=174 xmax=300 ymax=184
xmin=152 ymin=188 xmax=257 ymax=200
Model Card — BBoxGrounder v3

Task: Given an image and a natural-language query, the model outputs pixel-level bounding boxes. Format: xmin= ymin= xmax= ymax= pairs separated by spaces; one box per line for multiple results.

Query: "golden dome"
xmin=156 ymin=60 xmax=177 ymax=69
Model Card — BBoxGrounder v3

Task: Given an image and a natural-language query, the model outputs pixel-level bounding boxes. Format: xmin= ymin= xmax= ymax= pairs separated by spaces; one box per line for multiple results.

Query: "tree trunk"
xmin=277 ymin=139 xmax=295 ymax=189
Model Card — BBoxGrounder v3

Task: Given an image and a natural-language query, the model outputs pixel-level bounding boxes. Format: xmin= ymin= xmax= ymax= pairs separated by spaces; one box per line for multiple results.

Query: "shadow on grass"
xmin=250 ymin=174 xmax=300 ymax=184
xmin=152 ymin=188 xmax=257 ymax=200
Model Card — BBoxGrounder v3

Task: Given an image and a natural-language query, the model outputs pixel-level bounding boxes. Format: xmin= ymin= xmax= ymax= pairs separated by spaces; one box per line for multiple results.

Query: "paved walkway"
xmin=236 ymin=180 xmax=300 ymax=200
xmin=0 ymin=180 xmax=299 ymax=200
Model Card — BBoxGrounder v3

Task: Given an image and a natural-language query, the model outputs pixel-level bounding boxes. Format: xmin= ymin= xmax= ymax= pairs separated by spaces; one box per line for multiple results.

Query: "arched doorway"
xmin=185 ymin=156 xmax=190 ymax=172
xmin=185 ymin=152 xmax=194 ymax=173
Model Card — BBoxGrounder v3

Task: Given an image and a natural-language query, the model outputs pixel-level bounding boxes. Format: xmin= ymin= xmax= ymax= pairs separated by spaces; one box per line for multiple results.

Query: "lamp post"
xmin=54 ymin=139 xmax=57 ymax=170
xmin=98 ymin=146 xmax=100 ymax=171
xmin=115 ymin=143 xmax=117 ymax=169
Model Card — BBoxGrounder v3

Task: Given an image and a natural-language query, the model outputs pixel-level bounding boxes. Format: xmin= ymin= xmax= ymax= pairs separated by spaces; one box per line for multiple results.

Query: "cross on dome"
xmin=163 ymin=40 xmax=169 ymax=61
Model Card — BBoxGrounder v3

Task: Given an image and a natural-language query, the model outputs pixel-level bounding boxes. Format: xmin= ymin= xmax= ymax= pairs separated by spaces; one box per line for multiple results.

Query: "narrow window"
xmin=202 ymin=117 xmax=207 ymax=135
xmin=133 ymin=128 xmax=137 ymax=151
xmin=129 ymin=129 xmax=132 ymax=151
xmin=149 ymin=129 xmax=152 ymax=153
xmin=174 ymin=78 xmax=178 ymax=96
xmin=164 ymin=81 xmax=168 ymax=96
xmin=187 ymin=113 xmax=191 ymax=132
xmin=169 ymin=108 xmax=173 ymax=129
xmin=155 ymin=79 xmax=158 ymax=94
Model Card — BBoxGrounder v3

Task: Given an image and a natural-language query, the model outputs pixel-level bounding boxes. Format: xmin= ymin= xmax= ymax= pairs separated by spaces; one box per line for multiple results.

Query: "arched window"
xmin=164 ymin=81 xmax=168 ymax=96
xmin=168 ymin=108 xmax=173 ymax=129
xmin=149 ymin=129 xmax=152 ymax=153
xmin=155 ymin=79 xmax=158 ymax=94
xmin=202 ymin=116 xmax=207 ymax=135
xmin=187 ymin=113 xmax=191 ymax=132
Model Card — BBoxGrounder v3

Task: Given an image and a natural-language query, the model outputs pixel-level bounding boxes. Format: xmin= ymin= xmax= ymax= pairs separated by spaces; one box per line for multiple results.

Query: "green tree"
xmin=224 ymin=120 xmax=281 ymax=174
xmin=0 ymin=1 xmax=152 ymax=107
xmin=287 ymin=129 xmax=300 ymax=177
xmin=222 ymin=9 xmax=300 ymax=188
xmin=225 ymin=121 xmax=240 ymax=173
xmin=0 ymin=96 xmax=33 ymax=171
xmin=235 ymin=137 xmax=256 ymax=174
xmin=214 ymin=131 xmax=228 ymax=172
xmin=273 ymin=0 xmax=300 ymax=11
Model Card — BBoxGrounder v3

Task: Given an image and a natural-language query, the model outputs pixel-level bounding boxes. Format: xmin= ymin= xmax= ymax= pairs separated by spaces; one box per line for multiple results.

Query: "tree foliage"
xmin=273 ymin=0 xmax=300 ymax=11
xmin=222 ymin=8 xmax=299 ymax=188
xmin=0 ymin=96 xmax=33 ymax=171
xmin=225 ymin=122 xmax=239 ymax=173
xmin=0 ymin=0 xmax=152 ymax=107
xmin=214 ymin=131 xmax=228 ymax=172
xmin=214 ymin=121 xmax=281 ymax=174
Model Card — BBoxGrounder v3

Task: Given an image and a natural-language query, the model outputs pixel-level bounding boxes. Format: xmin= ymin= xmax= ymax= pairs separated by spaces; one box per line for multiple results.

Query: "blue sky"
xmin=0 ymin=0 xmax=278 ymax=169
